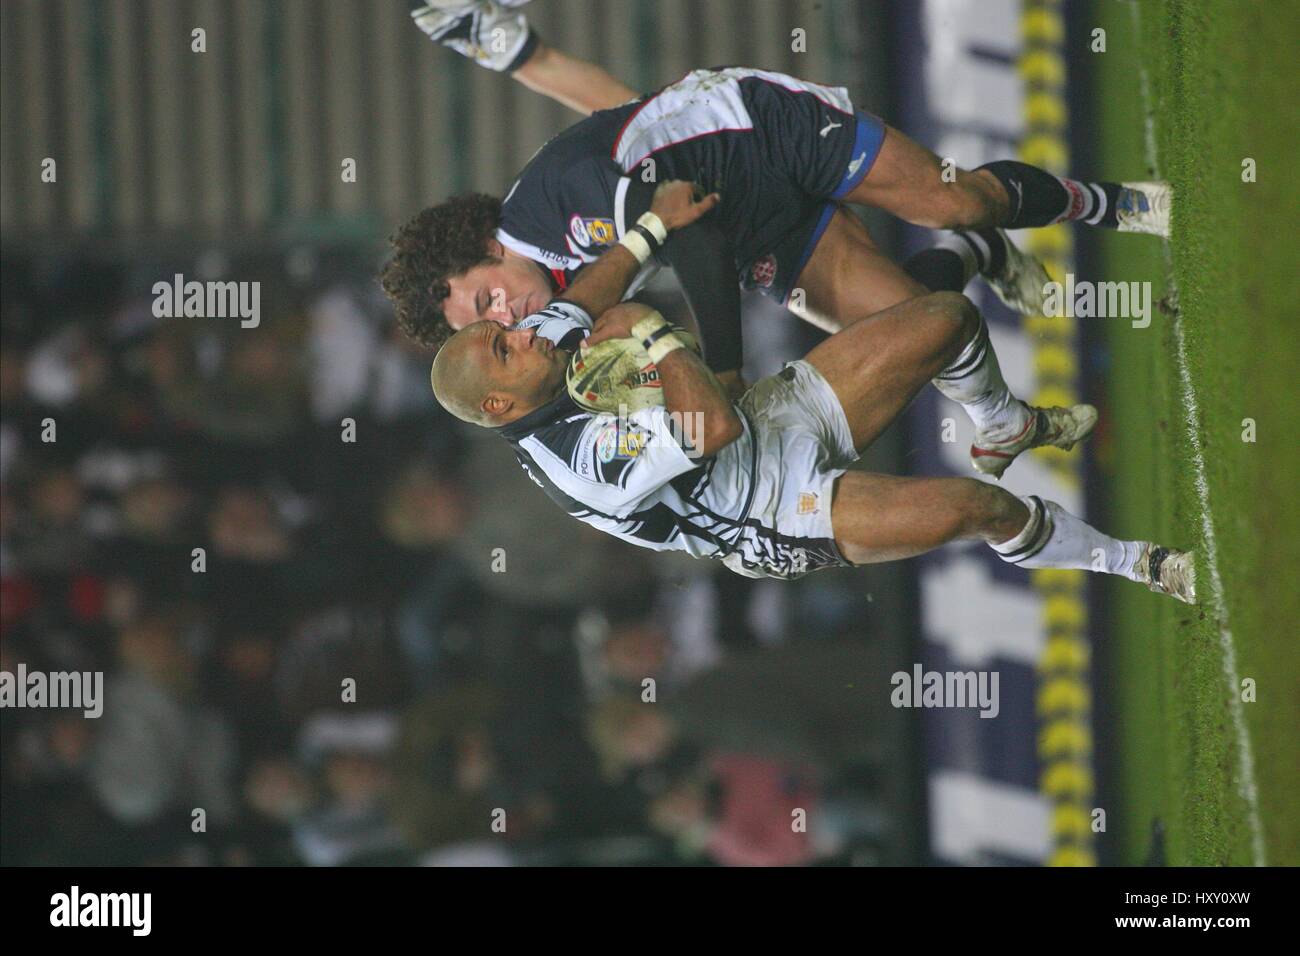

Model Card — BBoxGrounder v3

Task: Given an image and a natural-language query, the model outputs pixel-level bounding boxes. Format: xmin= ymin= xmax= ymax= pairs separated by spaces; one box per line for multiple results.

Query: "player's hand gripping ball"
xmin=566 ymin=328 xmax=700 ymax=414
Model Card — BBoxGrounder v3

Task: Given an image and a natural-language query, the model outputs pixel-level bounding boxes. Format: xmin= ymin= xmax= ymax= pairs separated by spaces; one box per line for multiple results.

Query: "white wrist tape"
xmin=619 ymin=230 xmax=652 ymax=265
xmin=636 ymin=211 xmax=668 ymax=245
xmin=632 ymin=314 xmax=685 ymax=365
xmin=646 ymin=333 xmax=685 ymax=365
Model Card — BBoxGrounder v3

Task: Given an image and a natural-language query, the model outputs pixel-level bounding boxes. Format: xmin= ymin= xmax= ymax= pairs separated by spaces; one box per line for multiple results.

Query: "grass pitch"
xmin=1092 ymin=0 xmax=1298 ymax=865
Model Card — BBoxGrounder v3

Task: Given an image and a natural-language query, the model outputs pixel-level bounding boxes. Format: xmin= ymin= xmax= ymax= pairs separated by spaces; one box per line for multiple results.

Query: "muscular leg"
xmin=802 ymin=291 xmax=978 ymax=453
xmin=796 ymin=218 xmax=1051 ymax=467
xmin=828 ymin=471 xmax=1161 ymax=598
xmin=830 ymin=472 xmax=1026 ymax=564
xmin=844 ymin=124 xmax=1134 ymax=232
xmin=789 ymin=207 xmax=931 ymax=333
xmin=801 ymin=286 xmax=1038 ymax=474
xmin=791 ymin=207 xmax=1011 ymax=334
xmin=809 ymin=294 xmax=1183 ymax=592
xmin=844 ymin=125 xmax=1008 ymax=229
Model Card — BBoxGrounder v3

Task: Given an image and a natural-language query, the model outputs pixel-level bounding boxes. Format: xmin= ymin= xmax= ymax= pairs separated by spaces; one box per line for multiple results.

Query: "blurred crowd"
xmin=1 ymin=247 xmax=897 ymax=866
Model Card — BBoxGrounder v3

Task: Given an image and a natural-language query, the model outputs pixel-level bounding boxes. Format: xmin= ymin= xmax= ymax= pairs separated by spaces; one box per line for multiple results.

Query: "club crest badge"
xmin=750 ymin=254 xmax=777 ymax=289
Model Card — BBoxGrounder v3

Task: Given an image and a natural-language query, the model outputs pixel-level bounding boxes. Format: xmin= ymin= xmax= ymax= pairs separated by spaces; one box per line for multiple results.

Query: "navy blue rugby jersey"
xmin=496 ymin=67 xmax=865 ymax=293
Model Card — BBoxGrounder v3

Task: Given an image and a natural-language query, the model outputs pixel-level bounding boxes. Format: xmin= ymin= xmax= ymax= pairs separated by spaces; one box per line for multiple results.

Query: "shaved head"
xmin=430 ymin=321 xmax=568 ymax=427
xmin=430 ymin=324 xmax=494 ymax=425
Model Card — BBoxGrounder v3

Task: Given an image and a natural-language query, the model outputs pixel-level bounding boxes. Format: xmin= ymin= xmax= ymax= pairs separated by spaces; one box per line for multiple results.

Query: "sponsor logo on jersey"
xmin=750 ymin=254 xmax=778 ymax=289
xmin=570 ymin=215 xmax=617 ymax=248
xmin=569 ymin=215 xmax=591 ymax=247
xmin=596 ymin=421 xmax=648 ymax=463
xmin=797 ymin=492 xmax=819 ymax=515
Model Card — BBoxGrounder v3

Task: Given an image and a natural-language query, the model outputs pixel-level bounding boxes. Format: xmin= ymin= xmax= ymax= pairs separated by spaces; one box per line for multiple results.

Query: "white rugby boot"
xmin=984 ymin=229 xmax=1054 ymax=315
xmin=971 ymin=402 xmax=1099 ymax=478
xmin=1116 ymin=181 xmax=1172 ymax=238
xmin=1133 ymin=544 xmax=1197 ymax=604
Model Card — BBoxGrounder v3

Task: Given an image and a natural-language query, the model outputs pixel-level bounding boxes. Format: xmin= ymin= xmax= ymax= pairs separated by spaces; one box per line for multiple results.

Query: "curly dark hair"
xmin=379 ymin=193 xmax=502 ymax=351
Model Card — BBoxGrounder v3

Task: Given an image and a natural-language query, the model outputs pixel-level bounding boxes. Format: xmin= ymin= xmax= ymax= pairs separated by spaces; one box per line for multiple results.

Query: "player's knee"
xmin=922 ymin=291 xmax=978 ymax=337
xmin=910 ymin=291 xmax=977 ymax=368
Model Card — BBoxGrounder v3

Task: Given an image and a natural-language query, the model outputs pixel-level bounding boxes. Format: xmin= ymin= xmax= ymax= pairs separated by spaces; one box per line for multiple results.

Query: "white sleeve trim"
xmin=495 ymin=227 xmax=584 ymax=272
xmin=614 ymin=176 xmax=631 ymax=238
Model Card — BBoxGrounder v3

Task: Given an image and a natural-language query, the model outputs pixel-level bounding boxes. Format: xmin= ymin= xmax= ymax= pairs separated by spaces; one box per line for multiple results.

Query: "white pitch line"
xmin=1127 ymin=1 xmax=1266 ymax=867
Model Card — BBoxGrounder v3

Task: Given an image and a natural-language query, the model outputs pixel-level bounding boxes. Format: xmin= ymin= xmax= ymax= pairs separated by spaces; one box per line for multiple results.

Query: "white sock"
xmin=931 ymin=316 xmax=1032 ymax=439
xmin=990 ymin=496 xmax=1143 ymax=580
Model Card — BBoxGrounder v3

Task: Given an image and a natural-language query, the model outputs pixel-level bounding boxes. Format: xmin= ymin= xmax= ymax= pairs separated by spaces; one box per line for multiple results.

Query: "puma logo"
xmin=846 ymin=151 xmax=868 ymax=178
xmin=819 ymin=119 xmax=843 ymax=138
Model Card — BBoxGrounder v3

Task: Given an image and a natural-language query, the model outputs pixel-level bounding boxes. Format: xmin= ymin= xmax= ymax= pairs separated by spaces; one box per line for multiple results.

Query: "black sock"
xmin=904 ymin=248 xmax=967 ymax=292
xmin=978 ymin=160 xmax=1123 ymax=229
xmin=908 ymin=228 xmax=1010 ymax=293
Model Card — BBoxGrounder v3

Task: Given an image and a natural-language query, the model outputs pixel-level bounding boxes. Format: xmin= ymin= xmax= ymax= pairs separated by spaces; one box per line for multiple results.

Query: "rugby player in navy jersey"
xmin=391 ymin=1 xmax=1169 ymax=477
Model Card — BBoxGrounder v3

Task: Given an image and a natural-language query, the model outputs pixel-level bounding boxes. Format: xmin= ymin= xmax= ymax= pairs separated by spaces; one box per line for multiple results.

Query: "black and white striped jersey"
xmin=494 ymin=383 xmax=758 ymax=564
xmin=499 ymin=304 xmax=853 ymax=580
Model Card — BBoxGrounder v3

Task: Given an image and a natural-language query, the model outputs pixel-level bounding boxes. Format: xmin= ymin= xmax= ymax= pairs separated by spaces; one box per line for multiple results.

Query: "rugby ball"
xmin=565 ymin=328 xmax=700 ymax=414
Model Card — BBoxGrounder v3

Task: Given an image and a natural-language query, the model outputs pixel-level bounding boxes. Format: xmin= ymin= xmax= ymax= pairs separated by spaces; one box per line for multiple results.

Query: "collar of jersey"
xmin=494 ymin=387 xmax=583 ymax=441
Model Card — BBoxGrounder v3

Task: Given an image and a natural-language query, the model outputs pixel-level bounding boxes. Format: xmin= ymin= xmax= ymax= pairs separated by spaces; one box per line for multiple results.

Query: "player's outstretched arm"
xmin=411 ymin=1 xmax=638 ymax=115
xmin=514 ymin=42 xmax=639 ymax=115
